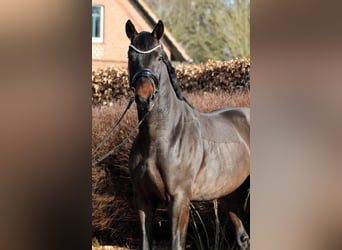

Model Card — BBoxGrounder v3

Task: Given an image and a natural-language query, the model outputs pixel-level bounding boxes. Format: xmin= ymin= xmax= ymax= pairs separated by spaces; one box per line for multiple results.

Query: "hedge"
xmin=92 ymin=58 xmax=250 ymax=106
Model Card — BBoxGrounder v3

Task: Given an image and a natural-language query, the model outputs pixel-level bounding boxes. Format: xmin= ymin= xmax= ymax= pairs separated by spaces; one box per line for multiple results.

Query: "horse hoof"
xmin=237 ymin=234 xmax=250 ymax=250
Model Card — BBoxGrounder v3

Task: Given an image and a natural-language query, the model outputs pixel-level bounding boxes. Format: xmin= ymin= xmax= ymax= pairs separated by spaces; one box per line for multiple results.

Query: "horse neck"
xmin=157 ymin=65 xmax=179 ymax=110
xmin=138 ymin=64 xmax=183 ymax=139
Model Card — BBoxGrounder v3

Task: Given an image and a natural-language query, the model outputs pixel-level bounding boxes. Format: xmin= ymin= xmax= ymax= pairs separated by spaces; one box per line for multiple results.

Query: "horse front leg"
xmin=169 ymin=193 xmax=190 ymax=250
xmin=137 ymin=196 xmax=156 ymax=250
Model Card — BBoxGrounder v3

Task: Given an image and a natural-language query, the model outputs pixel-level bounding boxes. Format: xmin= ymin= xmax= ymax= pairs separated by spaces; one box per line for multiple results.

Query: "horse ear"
xmin=125 ymin=20 xmax=138 ymax=41
xmin=152 ymin=20 xmax=164 ymax=40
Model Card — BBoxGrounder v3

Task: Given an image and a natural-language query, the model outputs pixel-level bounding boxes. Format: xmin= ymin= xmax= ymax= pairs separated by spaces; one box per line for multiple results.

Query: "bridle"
xmin=129 ymin=44 xmax=163 ymax=100
xmin=92 ymin=44 xmax=167 ymax=167
xmin=129 ymin=43 xmax=193 ymax=108
xmin=129 ymin=44 xmax=161 ymax=54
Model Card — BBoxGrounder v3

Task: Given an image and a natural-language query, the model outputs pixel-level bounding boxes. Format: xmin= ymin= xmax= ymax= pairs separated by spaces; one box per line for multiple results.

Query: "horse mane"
xmin=161 ymin=50 xmax=194 ymax=108
xmin=161 ymin=50 xmax=182 ymax=99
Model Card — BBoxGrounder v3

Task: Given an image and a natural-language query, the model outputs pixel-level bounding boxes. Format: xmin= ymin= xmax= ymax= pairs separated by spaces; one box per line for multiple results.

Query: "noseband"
xmin=129 ymin=44 xmax=162 ymax=99
xmin=131 ymin=69 xmax=160 ymax=97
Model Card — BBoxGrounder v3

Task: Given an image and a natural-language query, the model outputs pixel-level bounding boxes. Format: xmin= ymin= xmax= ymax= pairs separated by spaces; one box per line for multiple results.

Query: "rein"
xmin=93 ymin=45 xmax=161 ymax=167
xmin=92 ymin=109 xmax=150 ymax=167
xmin=92 ymin=97 xmax=150 ymax=167
xmin=94 ymin=96 xmax=134 ymax=152
xmin=93 ymin=43 xmax=188 ymax=166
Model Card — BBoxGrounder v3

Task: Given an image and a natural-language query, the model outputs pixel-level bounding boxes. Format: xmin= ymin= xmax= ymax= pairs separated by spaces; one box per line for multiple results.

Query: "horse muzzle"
xmin=131 ymin=69 xmax=159 ymax=104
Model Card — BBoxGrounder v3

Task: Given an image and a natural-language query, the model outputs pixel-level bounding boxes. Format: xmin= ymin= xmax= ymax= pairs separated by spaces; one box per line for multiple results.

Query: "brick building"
xmin=92 ymin=0 xmax=190 ymax=69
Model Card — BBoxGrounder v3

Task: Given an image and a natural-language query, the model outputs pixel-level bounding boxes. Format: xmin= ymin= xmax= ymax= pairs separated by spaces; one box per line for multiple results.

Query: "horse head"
xmin=125 ymin=20 xmax=165 ymax=107
xmin=125 ymin=20 xmax=187 ymax=111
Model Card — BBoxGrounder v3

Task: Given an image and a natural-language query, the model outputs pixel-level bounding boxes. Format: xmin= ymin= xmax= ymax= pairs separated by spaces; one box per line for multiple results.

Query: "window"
xmin=92 ymin=5 xmax=104 ymax=43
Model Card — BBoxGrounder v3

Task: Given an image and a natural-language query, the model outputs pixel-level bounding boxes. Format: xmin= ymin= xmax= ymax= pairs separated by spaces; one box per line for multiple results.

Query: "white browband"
xmin=129 ymin=44 xmax=162 ymax=54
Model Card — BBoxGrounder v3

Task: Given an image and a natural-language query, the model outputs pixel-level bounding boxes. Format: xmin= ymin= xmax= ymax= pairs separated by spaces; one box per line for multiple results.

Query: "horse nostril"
xmin=135 ymin=94 xmax=145 ymax=104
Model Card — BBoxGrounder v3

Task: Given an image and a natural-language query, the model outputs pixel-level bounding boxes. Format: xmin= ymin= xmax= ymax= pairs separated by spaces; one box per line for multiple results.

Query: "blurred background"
xmin=144 ymin=0 xmax=250 ymax=62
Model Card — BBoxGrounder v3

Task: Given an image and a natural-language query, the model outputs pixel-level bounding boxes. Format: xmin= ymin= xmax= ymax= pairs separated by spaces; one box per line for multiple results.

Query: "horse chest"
xmin=142 ymin=147 xmax=196 ymax=199
xmin=130 ymin=155 xmax=168 ymax=201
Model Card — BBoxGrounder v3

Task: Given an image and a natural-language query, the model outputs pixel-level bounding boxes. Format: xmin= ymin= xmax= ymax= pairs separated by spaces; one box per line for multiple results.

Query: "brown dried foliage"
xmin=92 ymin=90 xmax=250 ymax=247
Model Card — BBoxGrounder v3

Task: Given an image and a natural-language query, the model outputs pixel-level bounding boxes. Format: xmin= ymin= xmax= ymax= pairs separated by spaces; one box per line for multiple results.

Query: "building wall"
xmin=92 ymin=0 xmax=171 ymax=69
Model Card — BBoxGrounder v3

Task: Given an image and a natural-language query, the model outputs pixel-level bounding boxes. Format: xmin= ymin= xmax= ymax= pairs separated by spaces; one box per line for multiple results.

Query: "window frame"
xmin=92 ymin=5 xmax=104 ymax=43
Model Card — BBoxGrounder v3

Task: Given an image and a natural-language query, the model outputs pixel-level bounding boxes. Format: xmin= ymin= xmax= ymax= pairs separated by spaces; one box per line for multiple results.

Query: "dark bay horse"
xmin=125 ymin=20 xmax=250 ymax=250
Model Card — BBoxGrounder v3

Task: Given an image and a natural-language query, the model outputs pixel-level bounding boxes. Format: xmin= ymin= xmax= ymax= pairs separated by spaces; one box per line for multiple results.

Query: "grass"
xmin=188 ymin=191 xmax=250 ymax=250
xmin=189 ymin=200 xmax=236 ymax=250
xmin=92 ymin=90 xmax=250 ymax=249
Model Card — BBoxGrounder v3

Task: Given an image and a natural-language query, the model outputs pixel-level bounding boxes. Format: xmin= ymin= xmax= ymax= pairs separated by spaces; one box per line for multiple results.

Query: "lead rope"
xmin=92 ymin=106 xmax=150 ymax=167
xmin=94 ymin=96 xmax=134 ymax=152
